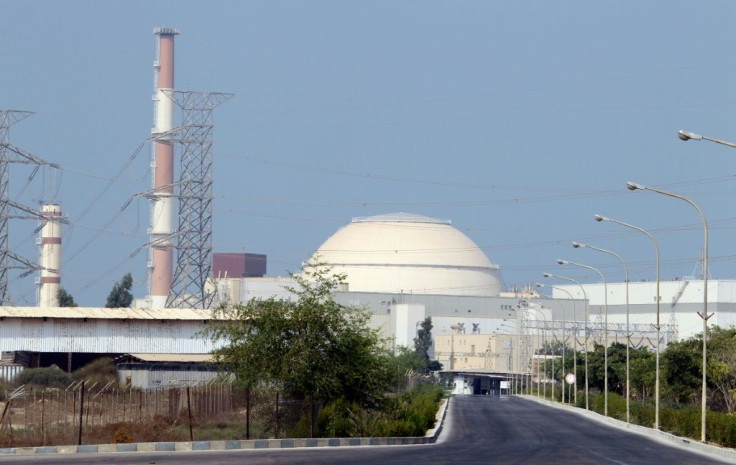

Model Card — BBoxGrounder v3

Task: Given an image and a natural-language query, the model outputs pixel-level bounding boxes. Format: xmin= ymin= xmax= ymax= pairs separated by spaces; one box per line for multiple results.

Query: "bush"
xmin=317 ymin=398 xmax=372 ymax=437
xmin=376 ymin=419 xmax=419 ymax=437
xmin=397 ymin=383 xmax=444 ymax=432
xmin=14 ymin=366 xmax=73 ymax=388
xmin=73 ymin=357 xmax=119 ymax=387
xmin=114 ymin=429 xmax=134 ymax=443
xmin=708 ymin=411 xmax=736 ymax=447
xmin=316 ymin=383 xmax=444 ymax=438
xmin=581 ymin=392 xmax=736 ymax=448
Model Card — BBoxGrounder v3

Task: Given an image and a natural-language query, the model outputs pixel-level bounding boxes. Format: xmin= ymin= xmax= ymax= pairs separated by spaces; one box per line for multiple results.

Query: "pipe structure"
xmin=150 ymin=27 xmax=179 ymax=308
xmin=39 ymin=203 xmax=62 ymax=307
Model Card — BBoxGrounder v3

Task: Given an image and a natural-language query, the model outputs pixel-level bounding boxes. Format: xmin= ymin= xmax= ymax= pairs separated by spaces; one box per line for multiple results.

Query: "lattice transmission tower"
xmin=0 ymin=110 xmax=58 ymax=304
xmin=161 ymin=91 xmax=233 ymax=309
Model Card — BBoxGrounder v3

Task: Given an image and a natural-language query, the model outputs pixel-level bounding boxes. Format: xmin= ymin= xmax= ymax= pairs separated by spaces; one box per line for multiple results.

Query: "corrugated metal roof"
xmin=0 ymin=306 xmax=214 ymax=320
xmin=127 ymin=353 xmax=214 ymax=363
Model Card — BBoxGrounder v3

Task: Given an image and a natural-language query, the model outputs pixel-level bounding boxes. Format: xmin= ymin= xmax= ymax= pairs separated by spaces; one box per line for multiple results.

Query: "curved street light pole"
xmin=557 ymin=259 xmax=609 ymax=417
xmin=543 ymin=272 xmax=589 ymax=410
xmin=536 ymin=283 xmax=575 ymax=405
xmin=595 ymin=213 xmax=661 ymax=430
xmin=678 ymin=129 xmax=736 ymax=149
xmin=573 ymin=241 xmax=631 ymax=424
xmin=528 ymin=307 xmax=547 ymax=399
xmin=627 ymin=181 xmax=711 ymax=442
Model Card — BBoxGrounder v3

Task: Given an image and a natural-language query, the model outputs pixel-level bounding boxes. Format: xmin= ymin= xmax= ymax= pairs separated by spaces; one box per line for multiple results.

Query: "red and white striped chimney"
xmin=150 ymin=27 xmax=179 ymax=308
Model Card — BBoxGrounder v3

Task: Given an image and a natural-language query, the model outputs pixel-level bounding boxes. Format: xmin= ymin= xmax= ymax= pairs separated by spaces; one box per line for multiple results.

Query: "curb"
xmin=0 ymin=397 xmax=450 ymax=456
xmin=522 ymin=395 xmax=736 ymax=463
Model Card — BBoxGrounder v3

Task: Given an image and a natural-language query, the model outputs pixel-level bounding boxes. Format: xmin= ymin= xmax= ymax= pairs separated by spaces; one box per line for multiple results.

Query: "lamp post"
xmin=572 ymin=241 xmax=631 ymax=424
xmin=626 ymin=181 xmax=711 ymax=442
xmin=528 ymin=307 xmax=549 ymax=399
xmin=557 ymin=259 xmax=609 ymax=417
xmin=543 ymin=272 xmax=589 ymax=410
xmin=678 ymin=129 xmax=736 ymax=149
xmin=595 ymin=213 xmax=661 ymax=430
xmin=523 ymin=306 xmax=543 ymax=398
xmin=450 ymin=324 xmax=458 ymax=372
xmin=536 ymin=283 xmax=574 ymax=404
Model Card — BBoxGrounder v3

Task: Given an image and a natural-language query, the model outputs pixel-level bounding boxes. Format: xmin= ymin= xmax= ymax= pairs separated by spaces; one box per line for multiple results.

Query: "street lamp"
xmin=626 ymin=181 xmax=711 ymax=442
xmin=536 ymin=282 xmax=575 ymax=405
xmin=595 ymin=213 xmax=662 ymax=430
xmin=678 ymin=129 xmax=736 ymax=149
xmin=528 ymin=306 xmax=550 ymax=399
xmin=573 ymin=241 xmax=631 ymax=424
xmin=557 ymin=259 xmax=609 ymax=417
xmin=450 ymin=324 xmax=458 ymax=372
xmin=543 ymin=272 xmax=589 ymax=410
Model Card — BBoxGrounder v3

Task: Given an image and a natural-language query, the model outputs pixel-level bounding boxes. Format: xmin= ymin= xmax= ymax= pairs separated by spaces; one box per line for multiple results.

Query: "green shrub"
xmin=705 ymin=410 xmax=736 ymax=447
xmin=14 ymin=366 xmax=73 ymax=388
xmin=316 ymin=383 xmax=444 ymax=438
xmin=376 ymin=419 xmax=419 ymax=437
xmin=73 ymin=357 xmax=119 ymax=387
xmin=114 ymin=429 xmax=134 ymax=443
xmin=316 ymin=398 xmax=368 ymax=437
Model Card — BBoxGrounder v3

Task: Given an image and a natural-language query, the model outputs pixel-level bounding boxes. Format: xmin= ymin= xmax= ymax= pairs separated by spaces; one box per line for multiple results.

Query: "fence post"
xmin=186 ymin=386 xmax=193 ymax=442
xmin=245 ymin=387 xmax=250 ymax=440
xmin=41 ymin=391 xmax=46 ymax=446
xmin=311 ymin=399 xmax=316 ymax=439
xmin=78 ymin=381 xmax=85 ymax=446
xmin=24 ymin=391 xmax=29 ymax=440
xmin=275 ymin=391 xmax=280 ymax=439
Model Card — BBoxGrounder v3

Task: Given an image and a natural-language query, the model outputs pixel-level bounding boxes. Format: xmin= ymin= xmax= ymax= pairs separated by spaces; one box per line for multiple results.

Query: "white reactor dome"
xmin=310 ymin=212 xmax=503 ymax=296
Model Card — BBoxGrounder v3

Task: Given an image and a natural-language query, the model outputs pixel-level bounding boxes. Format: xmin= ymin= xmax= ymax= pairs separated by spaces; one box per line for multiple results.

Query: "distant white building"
xmin=553 ymin=278 xmax=735 ymax=341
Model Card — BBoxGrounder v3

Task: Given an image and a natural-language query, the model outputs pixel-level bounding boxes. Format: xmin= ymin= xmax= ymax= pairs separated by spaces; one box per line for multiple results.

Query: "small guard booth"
xmin=450 ymin=371 xmax=510 ymax=396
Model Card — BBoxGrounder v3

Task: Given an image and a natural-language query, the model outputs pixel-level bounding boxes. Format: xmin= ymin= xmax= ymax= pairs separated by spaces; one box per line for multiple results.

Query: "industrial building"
xmin=0 ymin=25 xmax=731 ymax=393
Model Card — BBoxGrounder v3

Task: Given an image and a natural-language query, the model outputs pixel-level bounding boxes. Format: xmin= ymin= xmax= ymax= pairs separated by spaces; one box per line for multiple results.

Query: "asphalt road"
xmin=0 ymin=395 xmax=733 ymax=464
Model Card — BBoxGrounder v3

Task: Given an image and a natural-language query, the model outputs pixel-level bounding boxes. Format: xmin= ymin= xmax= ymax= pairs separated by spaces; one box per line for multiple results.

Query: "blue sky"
xmin=3 ymin=1 xmax=736 ymax=306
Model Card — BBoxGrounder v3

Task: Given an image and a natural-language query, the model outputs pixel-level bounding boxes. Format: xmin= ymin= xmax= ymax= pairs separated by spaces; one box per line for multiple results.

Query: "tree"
xmin=629 ymin=349 xmax=656 ymax=401
xmin=105 ymin=273 xmax=134 ymax=308
xmin=388 ymin=346 xmax=426 ymax=392
xmin=414 ymin=317 xmax=434 ymax=372
xmin=537 ymin=340 xmax=573 ymax=383
xmin=57 ymin=287 xmax=77 ymax=307
xmin=705 ymin=326 xmax=736 ymax=412
xmin=663 ymin=337 xmax=701 ymax=405
xmin=207 ymin=262 xmax=390 ymax=407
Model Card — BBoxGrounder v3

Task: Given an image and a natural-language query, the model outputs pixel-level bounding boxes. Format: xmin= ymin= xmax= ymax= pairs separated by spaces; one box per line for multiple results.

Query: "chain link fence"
xmin=0 ymin=367 xmax=432 ymax=448
xmin=0 ymin=380 xmax=233 ymax=447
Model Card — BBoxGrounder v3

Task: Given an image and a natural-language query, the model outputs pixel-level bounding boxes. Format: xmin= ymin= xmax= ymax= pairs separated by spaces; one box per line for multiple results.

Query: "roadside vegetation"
xmin=535 ymin=326 xmax=736 ymax=447
xmin=206 ymin=260 xmax=446 ymax=439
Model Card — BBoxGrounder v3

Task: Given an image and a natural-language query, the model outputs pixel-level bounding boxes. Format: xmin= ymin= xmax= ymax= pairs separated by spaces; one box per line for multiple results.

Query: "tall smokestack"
xmin=39 ymin=203 xmax=61 ymax=307
xmin=150 ymin=27 xmax=179 ymax=308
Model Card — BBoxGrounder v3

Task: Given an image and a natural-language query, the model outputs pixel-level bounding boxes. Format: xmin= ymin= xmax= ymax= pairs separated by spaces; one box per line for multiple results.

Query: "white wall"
xmin=394 ymin=303 xmax=426 ymax=349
